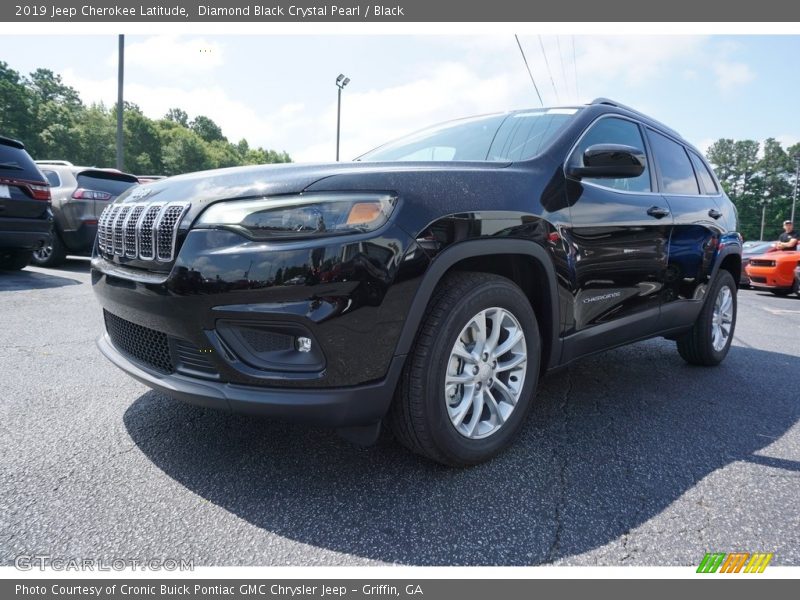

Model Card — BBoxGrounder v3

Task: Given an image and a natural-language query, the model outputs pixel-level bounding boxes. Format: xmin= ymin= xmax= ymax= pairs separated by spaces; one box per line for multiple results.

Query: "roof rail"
xmin=35 ymin=160 xmax=74 ymax=166
xmin=589 ymin=98 xmax=683 ymax=140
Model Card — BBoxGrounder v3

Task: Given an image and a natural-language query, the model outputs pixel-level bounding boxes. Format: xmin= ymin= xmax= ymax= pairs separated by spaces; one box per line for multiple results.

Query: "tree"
xmin=707 ymin=137 xmax=797 ymax=240
xmin=119 ymin=102 xmax=162 ymax=174
xmin=1 ymin=63 xmax=291 ymax=174
xmin=190 ymin=115 xmax=225 ymax=143
xmin=164 ymin=108 xmax=189 ymax=127
xmin=72 ymin=103 xmax=114 ymax=167
xmin=0 ymin=62 xmax=31 ymax=142
xmin=27 ymin=68 xmax=82 ymax=108
xmin=160 ymin=126 xmax=213 ymax=175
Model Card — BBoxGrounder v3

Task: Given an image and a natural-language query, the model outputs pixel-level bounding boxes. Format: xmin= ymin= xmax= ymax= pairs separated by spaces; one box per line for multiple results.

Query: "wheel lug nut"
xmin=482 ymin=352 xmax=489 ymax=362
xmin=475 ymin=382 xmax=482 ymax=390
xmin=491 ymin=360 xmax=497 ymax=368
xmin=472 ymin=366 xmax=480 ymax=375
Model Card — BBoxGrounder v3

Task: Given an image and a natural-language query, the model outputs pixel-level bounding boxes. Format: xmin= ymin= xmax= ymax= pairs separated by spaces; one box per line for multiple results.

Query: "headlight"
xmin=195 ymin=193 xmax=396 ymax=240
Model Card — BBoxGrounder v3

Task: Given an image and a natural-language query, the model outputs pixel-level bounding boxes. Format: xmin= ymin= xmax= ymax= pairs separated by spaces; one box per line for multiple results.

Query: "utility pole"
xmin=760 ymin=196 xmax=770 ymax=241
xmin=116 ymin=34 xmax=124 ymax=171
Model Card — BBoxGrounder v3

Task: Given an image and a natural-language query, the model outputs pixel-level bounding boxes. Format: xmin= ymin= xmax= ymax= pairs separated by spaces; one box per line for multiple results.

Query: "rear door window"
xmin=688 ymin=152 xmax=719 ymax=195
xmin=648 ymin=130 xmax=700 ymax=195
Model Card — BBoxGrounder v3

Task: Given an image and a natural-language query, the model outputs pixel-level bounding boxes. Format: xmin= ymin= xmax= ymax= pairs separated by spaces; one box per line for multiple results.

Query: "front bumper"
xmin=98 ymin=333 xmax=405 ymax=426
xmin=745 ymin=266 xmax=794 ymax=290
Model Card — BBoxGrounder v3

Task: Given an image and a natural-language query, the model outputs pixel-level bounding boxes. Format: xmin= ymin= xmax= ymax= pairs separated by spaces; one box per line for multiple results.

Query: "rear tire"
xmin=0 ymin=249 xmax=32 ymax=271
xmin=388 ymin=272 xmax=540 ymax=466
xmin=31 ymin=233 xmax=66 ymax=268
xmin=677 ymin=270 xmax=737 ymax=366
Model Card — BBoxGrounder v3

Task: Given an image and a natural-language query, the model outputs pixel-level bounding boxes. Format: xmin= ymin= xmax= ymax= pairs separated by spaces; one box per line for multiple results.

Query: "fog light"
xmin=296 ymin=336 xmax=312 ymax=353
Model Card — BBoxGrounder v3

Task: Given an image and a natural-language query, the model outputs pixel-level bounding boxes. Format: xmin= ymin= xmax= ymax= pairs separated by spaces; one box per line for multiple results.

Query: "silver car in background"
xmin=32 ymin=162 xmax=138 ymax=267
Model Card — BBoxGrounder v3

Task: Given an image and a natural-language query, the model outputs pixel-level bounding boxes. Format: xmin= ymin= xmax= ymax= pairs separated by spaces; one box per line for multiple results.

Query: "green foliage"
xmin=0 ymin=62 xmax=291 ymax=175
xmin=706 ymin=138 xmax=799 ymax=241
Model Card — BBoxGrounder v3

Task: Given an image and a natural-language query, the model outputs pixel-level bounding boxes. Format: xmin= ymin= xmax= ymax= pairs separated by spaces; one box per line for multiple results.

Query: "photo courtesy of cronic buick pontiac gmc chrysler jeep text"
xmin=91 ymin=99 xmax=742 ymax=466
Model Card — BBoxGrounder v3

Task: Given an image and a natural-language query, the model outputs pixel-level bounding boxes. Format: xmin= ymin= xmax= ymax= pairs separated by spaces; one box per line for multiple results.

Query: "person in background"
xmin=776 ymin=220 xmax=799 ymax=250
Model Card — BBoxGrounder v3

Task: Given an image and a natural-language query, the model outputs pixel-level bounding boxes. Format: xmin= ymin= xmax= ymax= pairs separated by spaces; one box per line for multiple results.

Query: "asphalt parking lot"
xmin=1 ymin=259 xmax=799 ymax=566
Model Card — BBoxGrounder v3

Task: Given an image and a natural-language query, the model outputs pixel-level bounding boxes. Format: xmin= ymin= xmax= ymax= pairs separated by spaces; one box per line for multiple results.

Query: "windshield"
xmin=358 ymin=108 xmax=580 ymax=162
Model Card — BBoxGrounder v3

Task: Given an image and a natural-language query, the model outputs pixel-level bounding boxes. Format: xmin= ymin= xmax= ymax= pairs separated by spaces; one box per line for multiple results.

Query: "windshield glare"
xmin=358 ymin=108 xmax=579 ymax=163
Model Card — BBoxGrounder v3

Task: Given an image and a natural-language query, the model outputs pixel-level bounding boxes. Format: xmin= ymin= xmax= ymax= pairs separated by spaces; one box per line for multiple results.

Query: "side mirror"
xmin=567 ymin=144 xmax=646 ymax=179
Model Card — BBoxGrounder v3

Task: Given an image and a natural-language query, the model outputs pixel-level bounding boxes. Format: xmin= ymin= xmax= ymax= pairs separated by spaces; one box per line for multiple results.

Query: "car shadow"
xmin=0 ymin=266 xmax=82 ymax=291
xmin=123 ymin=341 xmax=800 ymax=565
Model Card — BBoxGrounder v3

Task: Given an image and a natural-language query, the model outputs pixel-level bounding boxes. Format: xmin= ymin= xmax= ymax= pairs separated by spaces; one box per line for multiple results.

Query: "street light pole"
xmin=792 ymin=153 xmax=800 ymax=224
xmin=335 ymin=74 xmax=350 ymax=162
xmin=116 ymin=34 xmax=124 ymax=171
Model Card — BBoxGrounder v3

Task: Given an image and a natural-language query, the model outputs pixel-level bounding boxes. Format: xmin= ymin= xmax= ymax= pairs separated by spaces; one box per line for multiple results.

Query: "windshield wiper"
xmin=0 ymin=162 xmax=24 ymax=170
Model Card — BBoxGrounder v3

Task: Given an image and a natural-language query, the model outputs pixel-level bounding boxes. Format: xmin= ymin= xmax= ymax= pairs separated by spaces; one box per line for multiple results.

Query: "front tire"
xmin=389 ymin=272 xmax=540 ymax=466
xmin=677 ymin=270 xmax=737 ymax=366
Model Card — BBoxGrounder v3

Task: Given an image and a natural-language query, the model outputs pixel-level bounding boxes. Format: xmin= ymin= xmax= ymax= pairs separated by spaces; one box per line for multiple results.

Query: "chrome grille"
xmin=97 ymin=202 xmax=190 ymax=263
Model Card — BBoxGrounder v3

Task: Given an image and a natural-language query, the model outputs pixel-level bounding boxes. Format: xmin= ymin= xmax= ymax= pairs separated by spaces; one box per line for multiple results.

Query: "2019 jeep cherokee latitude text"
xmin=91 ymin=99 xmax=741 ymax=466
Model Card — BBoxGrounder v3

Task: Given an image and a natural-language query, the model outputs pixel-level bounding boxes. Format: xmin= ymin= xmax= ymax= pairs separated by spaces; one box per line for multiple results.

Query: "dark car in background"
xmin=32 ymin=163 xmax=138 ymax=267
xmin=91 ymin=98 xmax=742 ymax=466
xmin=0 ymin=136 xmax=52 ymax=271
xmin=740 ymin=240 xmax=777 ymax=287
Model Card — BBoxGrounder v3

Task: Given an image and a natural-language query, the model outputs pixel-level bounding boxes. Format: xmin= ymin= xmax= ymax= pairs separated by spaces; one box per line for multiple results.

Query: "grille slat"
xmin=155 ymin=205 xmax=187 ymax=261
xmin=112 ymin=206 xmax=131 ymax=256
xmin=96 ymin=202 xmax=189 ymax=263
xmin=124 ymin=205 xmax=144 ymax=258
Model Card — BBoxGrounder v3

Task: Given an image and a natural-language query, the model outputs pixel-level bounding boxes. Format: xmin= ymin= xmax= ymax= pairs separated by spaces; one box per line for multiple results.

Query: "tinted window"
xmin=487 ymin=110 xmax=578 ymax=161
xmin=42 ymin=170 xmax=61 ymax=187
xmin=76 ymin=173 xmax=137 ymax=197
xmin=0 ymin=143 xmax=46 ymax=183
xmin=649 ymin=131 xmax=699 ymax=195
xmin=689 ymin=152 xmax=718 ymax=194
xmin=571 ymin=117 xmax=651 ymax=192
xmin=358 ymin=109 xmax=578 ymax=162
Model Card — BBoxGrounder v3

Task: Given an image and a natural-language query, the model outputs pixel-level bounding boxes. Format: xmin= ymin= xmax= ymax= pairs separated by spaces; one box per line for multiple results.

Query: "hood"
xmin=115 ymin=160 xmax=510 ymax=208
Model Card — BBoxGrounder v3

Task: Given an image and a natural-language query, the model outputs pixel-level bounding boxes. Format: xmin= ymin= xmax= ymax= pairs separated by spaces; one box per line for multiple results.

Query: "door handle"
xmin=708 ymin=208 xmax=722 ymax=219
xmin=646 ymin=206 xmax=670 ymax=219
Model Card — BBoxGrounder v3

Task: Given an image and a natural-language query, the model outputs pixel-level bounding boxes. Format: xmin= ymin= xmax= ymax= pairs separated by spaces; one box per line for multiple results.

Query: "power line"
xmin=514 ymin=34 xmax=543 ymax=107
xmin=557 ymin=36 xmax=569 ymax=103
xmin=538 ymin=35 xmax=560 ymax=104
xmin=572 ymin=36 xmax=579 ymax=103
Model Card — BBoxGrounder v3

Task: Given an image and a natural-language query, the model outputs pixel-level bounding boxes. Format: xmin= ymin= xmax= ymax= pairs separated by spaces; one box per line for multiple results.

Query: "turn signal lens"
xmin=346 ymin=202 xmax=383 ymax=225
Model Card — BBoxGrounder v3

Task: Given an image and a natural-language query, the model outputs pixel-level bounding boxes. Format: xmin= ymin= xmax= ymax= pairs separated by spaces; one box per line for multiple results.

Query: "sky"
xmin=1 ymin=34 xmax=798 ymax=163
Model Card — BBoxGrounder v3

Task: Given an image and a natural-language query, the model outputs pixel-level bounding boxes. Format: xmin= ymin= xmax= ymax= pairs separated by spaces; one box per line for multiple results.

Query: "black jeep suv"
xmin=91 ymin=99 xmax=741 ymax=465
